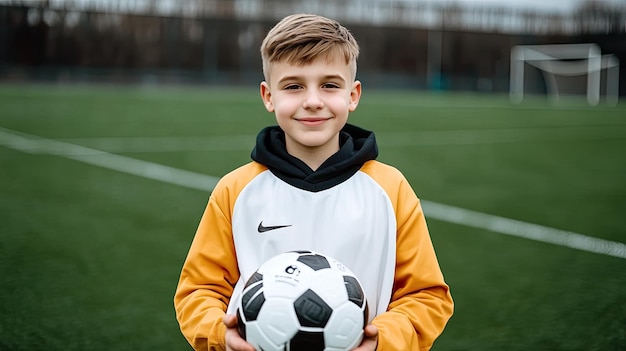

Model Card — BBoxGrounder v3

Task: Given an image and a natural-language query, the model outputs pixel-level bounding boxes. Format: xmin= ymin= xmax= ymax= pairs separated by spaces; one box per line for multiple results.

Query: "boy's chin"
xmin=287 ymin=134 xmax=340 ymax=150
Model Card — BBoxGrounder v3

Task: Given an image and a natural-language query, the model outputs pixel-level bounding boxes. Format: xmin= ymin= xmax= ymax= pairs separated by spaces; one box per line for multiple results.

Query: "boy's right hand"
xmin=223 ymin=314 xmax=255 ymax=351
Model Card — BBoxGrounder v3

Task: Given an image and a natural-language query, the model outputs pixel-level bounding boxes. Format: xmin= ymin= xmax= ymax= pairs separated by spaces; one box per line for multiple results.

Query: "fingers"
xmin=364 ymin=324 xmax=378 ymax=338
xmin=351 ymin=324 xmax=378 ymax=351
xmin=223 ymin=314 xmax=256 ymax=351
xmin=224 ymin=314 xmax=377 ymax=351
xmin=226 ymin=335 xmax=255 ymax=351
xmin=222 ymin=314 xmax=238 ymax=328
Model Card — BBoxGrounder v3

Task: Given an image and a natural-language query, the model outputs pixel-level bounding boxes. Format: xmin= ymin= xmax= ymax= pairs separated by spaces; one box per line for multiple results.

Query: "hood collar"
xmin=251 ymin=124 xmax=378 ymax=192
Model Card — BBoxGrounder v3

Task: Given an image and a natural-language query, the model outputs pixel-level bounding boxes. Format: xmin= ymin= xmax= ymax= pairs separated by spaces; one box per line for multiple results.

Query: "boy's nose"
xmin=302 ymin=90 xmax=324 ymax=110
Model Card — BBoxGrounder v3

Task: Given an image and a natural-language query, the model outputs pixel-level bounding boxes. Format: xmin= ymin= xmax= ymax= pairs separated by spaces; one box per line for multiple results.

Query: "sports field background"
xmin=1 ymin=84 xmax=625 ymax=350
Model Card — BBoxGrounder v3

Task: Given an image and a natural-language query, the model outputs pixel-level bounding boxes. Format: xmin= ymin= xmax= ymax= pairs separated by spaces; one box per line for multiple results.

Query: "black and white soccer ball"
xmin=236 ymin=250 xmax=369 ymax=351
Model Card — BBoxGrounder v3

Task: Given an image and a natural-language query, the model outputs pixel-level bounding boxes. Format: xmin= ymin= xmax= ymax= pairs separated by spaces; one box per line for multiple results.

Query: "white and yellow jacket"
xmin=174 ymin=124 xmax=453 ymax=351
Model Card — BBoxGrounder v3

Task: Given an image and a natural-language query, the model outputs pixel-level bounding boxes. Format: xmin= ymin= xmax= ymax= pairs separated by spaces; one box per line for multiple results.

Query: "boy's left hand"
xmin=352 ymin=324 xmax=378 ymax=351
xmin=223 ymin=314 xmax=255 ymax=351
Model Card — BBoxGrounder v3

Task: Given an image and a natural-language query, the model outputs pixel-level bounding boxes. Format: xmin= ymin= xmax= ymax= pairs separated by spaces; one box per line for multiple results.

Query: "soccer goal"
xmin=509 ymin=43 xmax=620 ymax=106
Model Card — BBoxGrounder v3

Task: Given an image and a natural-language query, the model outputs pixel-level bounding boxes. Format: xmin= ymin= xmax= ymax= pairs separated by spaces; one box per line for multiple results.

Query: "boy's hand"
xmin=223 ymin=315 xmax=377 ymax=351
xmin=352 ymin=324 xmax=378 ymax=351
xmin=223 ymin=314 xmax=255 ymax=351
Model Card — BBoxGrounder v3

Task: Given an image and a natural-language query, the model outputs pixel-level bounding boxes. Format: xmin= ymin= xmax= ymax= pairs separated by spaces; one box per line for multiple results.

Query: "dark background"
xmin=1 ymin=1 xmax=625 ymax=95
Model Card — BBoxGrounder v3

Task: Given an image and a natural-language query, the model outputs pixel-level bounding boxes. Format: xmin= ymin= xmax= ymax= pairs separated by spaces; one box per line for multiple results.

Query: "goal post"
xmin=510 ymin=43 xmax=620 ymax=106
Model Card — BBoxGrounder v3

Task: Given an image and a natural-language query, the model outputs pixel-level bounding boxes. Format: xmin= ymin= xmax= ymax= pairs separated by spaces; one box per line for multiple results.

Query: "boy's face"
xmin=260 ymin=55 xmax=361 ymax=162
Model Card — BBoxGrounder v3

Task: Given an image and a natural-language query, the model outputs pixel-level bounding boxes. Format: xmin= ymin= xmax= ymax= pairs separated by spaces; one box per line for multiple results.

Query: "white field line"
xmin=421 ymin=201 xmax=626 ymax=259
xmin=361 ymin=99 xmax=625 ymax=112
xmin=1 ymin=127 xmax=625 ymax=260
xmin=59 ymin=135 xmax=255 ymax=153
xmin=56 ymin=125 xmax=626 ymax=153
xmin=377 ymin=125 xmax=626 ymax=147
xmin=0 ymin=127 xmax=219 ymax=191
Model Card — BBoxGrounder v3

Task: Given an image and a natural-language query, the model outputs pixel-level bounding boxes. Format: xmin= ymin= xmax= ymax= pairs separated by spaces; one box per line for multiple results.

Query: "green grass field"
xmin=1 ymin=84 xmax=625 ymax=350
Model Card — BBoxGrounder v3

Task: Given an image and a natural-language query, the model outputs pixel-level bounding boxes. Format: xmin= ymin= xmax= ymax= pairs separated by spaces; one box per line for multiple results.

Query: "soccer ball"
xmin=236 ymin=250 xmax=369 ymax=351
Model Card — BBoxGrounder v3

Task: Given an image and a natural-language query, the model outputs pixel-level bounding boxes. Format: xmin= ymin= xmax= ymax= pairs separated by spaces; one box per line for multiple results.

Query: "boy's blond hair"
xmin=260 ymin=14 xmax=360 ymax=82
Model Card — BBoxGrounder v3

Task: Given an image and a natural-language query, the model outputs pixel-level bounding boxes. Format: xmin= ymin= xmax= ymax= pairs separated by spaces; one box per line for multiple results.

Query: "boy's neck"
xmin=286 ymin=139 xmax=340 ymax=171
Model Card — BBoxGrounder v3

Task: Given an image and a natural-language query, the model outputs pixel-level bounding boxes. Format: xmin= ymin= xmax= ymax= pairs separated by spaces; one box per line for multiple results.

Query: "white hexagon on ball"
xmin=255 ymin=298 xmax=300 ymax=350
xmin=324 ymin=301 xmax=365 ymax=350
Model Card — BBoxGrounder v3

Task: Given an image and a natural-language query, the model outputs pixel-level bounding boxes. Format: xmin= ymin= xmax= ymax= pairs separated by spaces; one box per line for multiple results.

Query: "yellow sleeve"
xmin=363 ymin=162 xmax=454 ymax=351
xmin=173 ymin=163 xmax=265 ymax=351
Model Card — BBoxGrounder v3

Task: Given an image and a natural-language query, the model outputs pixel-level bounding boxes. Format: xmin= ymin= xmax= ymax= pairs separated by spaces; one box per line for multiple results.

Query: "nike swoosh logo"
xmin=258 ymin=221 xmax=292 ymax=233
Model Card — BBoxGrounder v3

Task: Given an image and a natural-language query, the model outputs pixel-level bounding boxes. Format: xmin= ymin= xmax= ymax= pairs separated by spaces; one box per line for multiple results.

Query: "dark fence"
xmin=1 ymin=4 xmax=625 ymax=95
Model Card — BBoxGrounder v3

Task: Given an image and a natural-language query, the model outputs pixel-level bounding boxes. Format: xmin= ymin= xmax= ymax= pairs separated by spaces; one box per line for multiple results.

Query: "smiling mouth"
xmin=296 ymin=117 xmax=331 ymax=126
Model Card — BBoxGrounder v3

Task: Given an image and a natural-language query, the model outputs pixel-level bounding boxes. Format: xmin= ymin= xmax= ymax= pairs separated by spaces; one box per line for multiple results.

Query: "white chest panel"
xmin=227 ymin=170 xmax=397 ymax=320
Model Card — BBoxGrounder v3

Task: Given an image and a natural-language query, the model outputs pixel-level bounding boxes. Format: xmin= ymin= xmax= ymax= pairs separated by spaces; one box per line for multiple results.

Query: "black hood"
xmin=251 ymin=124 xmax=378 ymax=192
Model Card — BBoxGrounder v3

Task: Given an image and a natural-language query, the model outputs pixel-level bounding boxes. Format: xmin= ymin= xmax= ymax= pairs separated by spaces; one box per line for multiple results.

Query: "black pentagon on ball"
xmin=236 ymin=308 xmax=247 ymax=340
xmin=289 ymin=330 xmax=325 ymax=351
xmin=240 ymin=281 xmax=265 ymax=321
xmin=244 ymin=271 xmax=263 ymax=289
xmin=362 ymin=302 xmax=370 ymax=328
xmin=344 ymin=275 xmax=369 ymax=327
xmin=296 ymin=253 xmax=331 ymax=271
xmin=343 ymin=275 xmax=365 ymax=308
xmin=294 ymin=289 xmax=332 ymax=327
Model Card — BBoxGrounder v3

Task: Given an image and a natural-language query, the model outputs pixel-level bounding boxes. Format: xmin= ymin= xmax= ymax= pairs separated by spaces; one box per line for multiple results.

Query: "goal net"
xmin=509 ymin=43 xmax=619 ymax=106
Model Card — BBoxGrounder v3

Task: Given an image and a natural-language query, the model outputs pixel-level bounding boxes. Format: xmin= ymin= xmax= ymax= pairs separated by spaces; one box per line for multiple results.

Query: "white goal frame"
xmin=510 ymin=43 xmax=620 ymax=106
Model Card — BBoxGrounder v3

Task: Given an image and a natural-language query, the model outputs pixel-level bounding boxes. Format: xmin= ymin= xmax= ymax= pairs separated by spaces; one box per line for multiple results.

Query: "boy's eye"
xmin=284 ymin=84 xmax=301 ymax=90
xmin=322 ymin=83 xmax=340 ymax=89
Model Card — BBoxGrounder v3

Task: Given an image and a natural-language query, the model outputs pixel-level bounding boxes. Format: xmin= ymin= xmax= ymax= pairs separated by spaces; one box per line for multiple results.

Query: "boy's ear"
xmin=260 ymin=81 xmax=274 ymax=112
xmin=349 ymin=80 xmax=362 ymax=112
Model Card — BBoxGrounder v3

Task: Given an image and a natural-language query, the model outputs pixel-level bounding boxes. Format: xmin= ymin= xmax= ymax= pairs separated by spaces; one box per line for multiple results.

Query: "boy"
xmin=174 ymin=13 xmax=453 ymax=351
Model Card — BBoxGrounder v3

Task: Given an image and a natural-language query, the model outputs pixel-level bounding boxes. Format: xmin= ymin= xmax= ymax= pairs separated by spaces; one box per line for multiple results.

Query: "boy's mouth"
xmin=295 ymin=117 xmax=331 ymax=126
